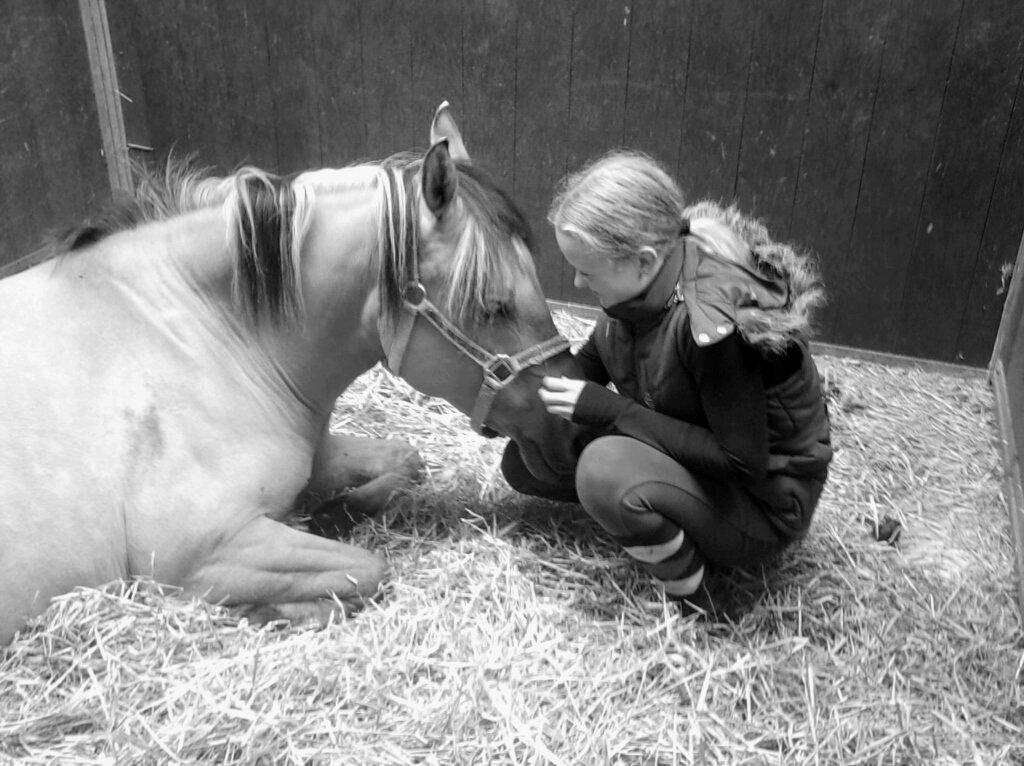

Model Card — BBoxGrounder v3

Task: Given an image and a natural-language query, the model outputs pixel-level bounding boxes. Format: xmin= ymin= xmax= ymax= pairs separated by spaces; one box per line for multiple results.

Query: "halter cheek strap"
xmin=377 ymin=170 xmax=570 ymax=435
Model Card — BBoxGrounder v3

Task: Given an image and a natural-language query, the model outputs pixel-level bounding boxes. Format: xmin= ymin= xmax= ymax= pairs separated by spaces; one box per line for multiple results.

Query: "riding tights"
xmin=502 ymin=435 xmax=788 ymax=597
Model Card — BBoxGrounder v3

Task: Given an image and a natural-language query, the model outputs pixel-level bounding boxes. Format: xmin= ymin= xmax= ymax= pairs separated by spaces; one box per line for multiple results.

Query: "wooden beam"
xmin=991 ymin=359 xmax=1024 ymax=620
xmin=78 ymin=0 xmax=131 ymax=193
xmin=990 ymin=226 xmax=1024 ymax=372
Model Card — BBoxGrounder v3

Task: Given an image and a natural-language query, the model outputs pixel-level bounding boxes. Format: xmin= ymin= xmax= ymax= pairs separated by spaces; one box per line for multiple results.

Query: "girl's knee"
xmin=577 ymin=434 xmax=624 ymax=485
xmin=576 ymin=436 xmax=663 ymax=537
xmin=576 ymin=436 xmax=634 ymax=492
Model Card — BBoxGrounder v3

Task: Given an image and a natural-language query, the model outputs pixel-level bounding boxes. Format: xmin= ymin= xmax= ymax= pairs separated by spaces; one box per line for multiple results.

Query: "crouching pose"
xmin=503 ymin=151 xmax=833 ymax=600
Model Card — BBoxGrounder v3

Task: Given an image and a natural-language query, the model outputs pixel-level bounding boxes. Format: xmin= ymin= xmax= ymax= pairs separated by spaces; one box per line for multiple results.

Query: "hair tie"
xmin=679 ymin=218 xmax=690 ymax=237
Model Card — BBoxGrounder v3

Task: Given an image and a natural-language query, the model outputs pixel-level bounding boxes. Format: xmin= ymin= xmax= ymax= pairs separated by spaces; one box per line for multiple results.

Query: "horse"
xmin=0 ymin=102 xmax=581 ymax=645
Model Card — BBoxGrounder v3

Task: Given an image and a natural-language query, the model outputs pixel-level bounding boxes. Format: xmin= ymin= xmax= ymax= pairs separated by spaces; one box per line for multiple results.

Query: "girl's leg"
xmin=575 ymin=436 xmax=786 ymax=597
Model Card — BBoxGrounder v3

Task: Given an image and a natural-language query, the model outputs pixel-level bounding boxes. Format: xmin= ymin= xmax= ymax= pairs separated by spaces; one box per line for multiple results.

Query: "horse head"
xmin=378 ymin=103 xmax=582 ymax=485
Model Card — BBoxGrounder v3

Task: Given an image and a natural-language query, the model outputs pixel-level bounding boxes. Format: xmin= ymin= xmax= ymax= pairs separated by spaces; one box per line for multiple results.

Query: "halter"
xmin=379 ymin=168 xmax=571 ymax=435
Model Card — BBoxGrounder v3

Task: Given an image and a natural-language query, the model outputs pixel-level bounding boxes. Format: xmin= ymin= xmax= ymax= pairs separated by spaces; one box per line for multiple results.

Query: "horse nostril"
xmin=480 ymin=426 xmax=500 ymax=438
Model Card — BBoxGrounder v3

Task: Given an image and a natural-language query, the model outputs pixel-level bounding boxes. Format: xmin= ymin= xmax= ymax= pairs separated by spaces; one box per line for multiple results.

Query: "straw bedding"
xmin=1 ymin=311 xmax=1021 ymax=765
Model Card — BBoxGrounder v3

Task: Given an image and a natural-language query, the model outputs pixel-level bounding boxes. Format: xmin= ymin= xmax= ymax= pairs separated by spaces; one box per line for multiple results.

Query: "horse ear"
xmin=422 ymin=139 xmax=458 ymax=218
xmin=430 ymin=101 xmax=470 ymax=162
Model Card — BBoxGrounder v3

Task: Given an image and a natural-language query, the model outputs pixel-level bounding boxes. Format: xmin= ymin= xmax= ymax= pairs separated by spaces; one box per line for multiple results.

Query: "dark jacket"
xmin=572 ymin=223 xmax=833 ymax=539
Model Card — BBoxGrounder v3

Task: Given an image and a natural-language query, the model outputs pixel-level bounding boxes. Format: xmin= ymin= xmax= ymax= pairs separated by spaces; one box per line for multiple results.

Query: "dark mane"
xmin=4 ymin=160 xmax=305 ymax=323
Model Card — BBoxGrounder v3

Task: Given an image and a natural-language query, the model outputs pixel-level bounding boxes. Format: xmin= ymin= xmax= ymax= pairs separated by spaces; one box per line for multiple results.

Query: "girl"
xmin=502 ymin=151 xmax=833 ymax=600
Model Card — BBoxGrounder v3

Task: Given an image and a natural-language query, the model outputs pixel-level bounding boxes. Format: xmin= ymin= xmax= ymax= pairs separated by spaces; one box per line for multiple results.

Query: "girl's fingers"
xmin=542 ymin=375 xmax=574 ymax=391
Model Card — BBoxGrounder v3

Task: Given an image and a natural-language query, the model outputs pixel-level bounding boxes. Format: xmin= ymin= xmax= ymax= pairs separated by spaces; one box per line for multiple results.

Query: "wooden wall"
xmin=3 ymin=1 xmax=1023 ymax=367
xmin=0 ymin=0 xmax=109 ymax=267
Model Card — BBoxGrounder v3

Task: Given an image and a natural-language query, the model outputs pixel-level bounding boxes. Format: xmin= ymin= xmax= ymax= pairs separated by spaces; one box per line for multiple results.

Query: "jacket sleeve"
xmin=573 ymin=331 xmax=611 ymax=386
xmin=571 ymin=332 xmax=769 ymax=485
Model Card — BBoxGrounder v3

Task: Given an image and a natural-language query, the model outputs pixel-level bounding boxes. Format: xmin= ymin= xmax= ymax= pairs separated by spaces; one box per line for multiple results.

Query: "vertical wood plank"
xmin=564 ymin=0 xmax=631 ymax=172
xmin=991 ymin=360 xmax=1024 ymax=618
xmin=560 ymin=0 xmax=632 ymax=302
xmin=676 ymin=0 xmax=755 ymax=205
xmin=733 ymin=0 xmax=820 ymax=235
xmin=409 ymin=0 xmax=464 ymax=152
xmin=359 ymin=0 xmax=415 ymax=157
xmin=263 ymin=3 xmax=323 ymax=174
xmin=789 ymin=0 xmax=889 ymax=341
xmin=621 ymin=0 xmax=690 ymax=177
xmin=983 ymin=80 xmax=1024 ymax=369
xmin=213 ymin=2 xmax=278 ymax=169
xmin=513 ymin=0 xmax=573 ymax=297
xmin=307 ymin=2 xmax=368 ymax=166
xmin=104 ymin=6 xmax=154 ymax=159
xmin=991 ymin=227 xmax=1024 ymax=373
xmin=461 ymin=0 xmax=518 ymax=185
xmin=79 ymin=0 xmax=131 ymax=192
xmin=901 ymin=0 xmax=1024 ymax=364
xmin=830 ymin=1 xmax=961 ymax=352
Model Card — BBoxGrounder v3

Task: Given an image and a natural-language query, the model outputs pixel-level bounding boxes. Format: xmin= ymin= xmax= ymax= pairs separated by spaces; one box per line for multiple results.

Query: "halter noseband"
xmin=379 ymin=169 xmax=570 ymax=435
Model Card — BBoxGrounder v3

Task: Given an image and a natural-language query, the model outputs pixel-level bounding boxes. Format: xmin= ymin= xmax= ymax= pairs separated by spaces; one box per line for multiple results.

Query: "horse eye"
xmin=482 ymin=298 xmax=515 ymax=322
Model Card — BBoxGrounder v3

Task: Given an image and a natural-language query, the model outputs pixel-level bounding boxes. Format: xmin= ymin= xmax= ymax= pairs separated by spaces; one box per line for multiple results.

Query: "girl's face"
xmin=556 ymin=228 xmax=655 ymax=307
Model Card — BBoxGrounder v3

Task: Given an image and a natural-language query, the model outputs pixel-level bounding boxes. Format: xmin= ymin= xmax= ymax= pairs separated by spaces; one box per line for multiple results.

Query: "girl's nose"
xmin=573 ymin=271 xmax=585 ymax=289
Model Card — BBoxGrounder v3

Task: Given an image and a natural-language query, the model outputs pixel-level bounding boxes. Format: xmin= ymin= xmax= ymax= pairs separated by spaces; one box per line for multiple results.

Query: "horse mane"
xmin=16 ymin=153 xmax=536 ymax=329
xmin=17 ymin=159 xmax=308 ymax=323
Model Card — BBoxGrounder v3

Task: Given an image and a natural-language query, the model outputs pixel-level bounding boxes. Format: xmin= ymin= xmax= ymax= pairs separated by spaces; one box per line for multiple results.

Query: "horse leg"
xmin=182 ymin=515 xmax=388 ymax=624
xmin=300 ymin=429 xmax=423 ymax=535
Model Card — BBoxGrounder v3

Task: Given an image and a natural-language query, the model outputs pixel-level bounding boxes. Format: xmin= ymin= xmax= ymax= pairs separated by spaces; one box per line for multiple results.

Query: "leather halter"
xmin=379 ymin=168 xmax=570 ymax=435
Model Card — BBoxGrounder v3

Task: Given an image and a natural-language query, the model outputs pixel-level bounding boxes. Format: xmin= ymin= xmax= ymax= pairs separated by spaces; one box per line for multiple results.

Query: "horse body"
xmin=0 ymin=105 xmax=580 ymax=644
xmin=0 ymin=210 xmax=355 ymax=634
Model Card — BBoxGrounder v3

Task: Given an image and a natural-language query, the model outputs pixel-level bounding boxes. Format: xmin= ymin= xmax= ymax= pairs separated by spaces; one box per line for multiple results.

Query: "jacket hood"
xmin=682 ymin=200 xmax=826 ymax=354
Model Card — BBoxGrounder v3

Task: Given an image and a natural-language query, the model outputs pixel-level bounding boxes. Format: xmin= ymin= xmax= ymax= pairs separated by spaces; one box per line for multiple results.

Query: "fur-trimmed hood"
xmin=682 ymin=200 xmax=826 ymax=354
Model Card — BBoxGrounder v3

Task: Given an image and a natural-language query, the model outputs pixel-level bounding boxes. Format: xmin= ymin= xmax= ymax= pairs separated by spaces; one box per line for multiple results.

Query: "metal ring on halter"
xmin=483 ymin=355 xmax=519 ymax=387
xmin=403 ymin=282 xmax=427 ymax=308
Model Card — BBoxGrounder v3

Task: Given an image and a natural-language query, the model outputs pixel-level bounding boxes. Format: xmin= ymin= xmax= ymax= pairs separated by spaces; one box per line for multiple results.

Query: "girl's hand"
xmin=538 ymin=376 xmax=585 ymax=420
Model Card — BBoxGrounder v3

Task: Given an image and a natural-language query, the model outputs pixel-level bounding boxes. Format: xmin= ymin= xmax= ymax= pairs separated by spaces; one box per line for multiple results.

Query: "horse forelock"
xmin=372 ymin=158 xmax=536 ymax=328
xmin=442 ymin=162 xmax=535 ymax=323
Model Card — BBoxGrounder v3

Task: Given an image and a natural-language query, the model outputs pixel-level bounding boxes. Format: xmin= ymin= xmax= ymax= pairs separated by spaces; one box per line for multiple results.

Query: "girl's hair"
xmin=548 ymin=150 xmax=749 ymax=267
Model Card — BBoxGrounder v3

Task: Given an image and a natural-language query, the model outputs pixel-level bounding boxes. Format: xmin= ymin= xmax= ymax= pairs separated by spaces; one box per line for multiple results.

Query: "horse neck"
xmin=92 ymin=201 xmax=382 ymax=425
xmin=269 ymin=185 xmax=385 ymax=413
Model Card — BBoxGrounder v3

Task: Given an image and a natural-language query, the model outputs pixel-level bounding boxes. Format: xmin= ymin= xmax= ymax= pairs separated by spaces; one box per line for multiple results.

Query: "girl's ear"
xmin=636 ymin=246 xmax=660 ymax=276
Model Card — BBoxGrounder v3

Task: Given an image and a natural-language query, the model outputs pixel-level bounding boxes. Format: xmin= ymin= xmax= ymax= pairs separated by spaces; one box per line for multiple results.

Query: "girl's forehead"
xmin=555 ymin=228 xmax=608 ymax=266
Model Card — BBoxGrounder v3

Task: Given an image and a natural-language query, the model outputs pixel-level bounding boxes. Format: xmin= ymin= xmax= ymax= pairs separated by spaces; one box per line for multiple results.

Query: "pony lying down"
xmin=0 ymin=103 xmax=582 ymax=644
